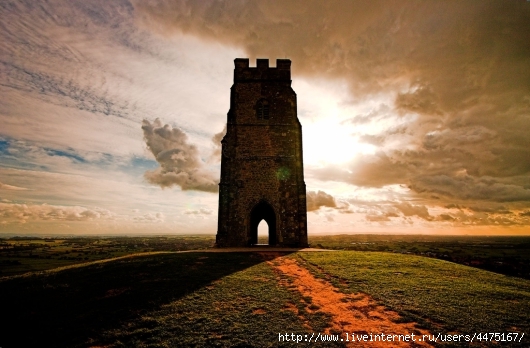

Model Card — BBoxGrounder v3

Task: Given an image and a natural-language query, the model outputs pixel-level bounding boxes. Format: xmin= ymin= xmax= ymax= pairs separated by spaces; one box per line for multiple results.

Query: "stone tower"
xmin=216 ymin=58 xmax=308 ymax=247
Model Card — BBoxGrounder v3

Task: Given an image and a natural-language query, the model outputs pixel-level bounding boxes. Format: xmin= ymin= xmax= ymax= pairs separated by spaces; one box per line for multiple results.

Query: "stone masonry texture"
xmin=216 ymin=58 xmax=308 ymax=247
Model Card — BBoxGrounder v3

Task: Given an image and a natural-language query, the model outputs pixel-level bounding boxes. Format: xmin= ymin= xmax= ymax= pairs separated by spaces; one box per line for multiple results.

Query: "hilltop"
xmin=1 ymin=248 xmax=529 ymax=347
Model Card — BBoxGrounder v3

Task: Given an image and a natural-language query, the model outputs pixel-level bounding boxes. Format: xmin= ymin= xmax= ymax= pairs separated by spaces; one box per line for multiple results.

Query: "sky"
xmin=1 ymin=0 xmax=530 ymax=236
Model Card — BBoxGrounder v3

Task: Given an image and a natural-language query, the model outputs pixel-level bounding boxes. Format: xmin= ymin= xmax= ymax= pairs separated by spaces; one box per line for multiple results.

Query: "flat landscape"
xmin=1 ymin=235 xmax=529 ymax=347
xmin=3 ymin=2 xmax=530 ymax=347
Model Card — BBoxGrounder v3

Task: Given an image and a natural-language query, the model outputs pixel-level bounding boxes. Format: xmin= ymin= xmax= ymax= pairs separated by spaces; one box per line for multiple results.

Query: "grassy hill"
xmin=1 ymin=250 xmax=529 ymax=347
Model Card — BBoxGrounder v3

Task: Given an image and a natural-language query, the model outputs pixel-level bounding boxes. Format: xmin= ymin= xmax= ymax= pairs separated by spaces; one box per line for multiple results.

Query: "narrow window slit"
xmin=256 ymin=99 xmax=270 ymax=120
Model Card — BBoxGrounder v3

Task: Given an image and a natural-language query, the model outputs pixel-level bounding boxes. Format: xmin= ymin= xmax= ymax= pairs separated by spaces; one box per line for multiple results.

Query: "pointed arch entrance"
xmin=249 ymin=200 xmax=277 ymax=246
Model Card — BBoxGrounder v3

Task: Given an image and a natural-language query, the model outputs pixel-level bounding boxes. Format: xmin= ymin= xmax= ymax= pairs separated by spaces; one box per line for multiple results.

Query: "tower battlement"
xmin=217 ymin=58 xmax=307 ymax=248
xmin=234 ymin=58 xmax=291 ymax=82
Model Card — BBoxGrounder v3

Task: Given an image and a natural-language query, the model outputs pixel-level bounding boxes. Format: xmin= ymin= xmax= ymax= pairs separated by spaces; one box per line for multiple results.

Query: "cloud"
xmin=324 ymin=213 xmax=335 ymax=222
xmin=306 ymin=190 xmax=337 ymax=211
xmin=0 ymin=182 xmax=28 ymax=191
xmin=208 ymin=124 xmax=227 ymax=163
xmin=365 ymin=212 xmax=399 ymax=223
xmin=136 ymin=0 xmax=530 ymax=229
xmin=310 ymin=126 xmax=530 ymax=205
xmin=309 ymin=152 xmax=412 ymax=188
xmin=466 ymin=205 xmax=512 ymax=215
xmin=184 ymin=208 xmax=213 ymax=215
xmin=395 ymin=87 xmax=442 ymax=116
xmin=134 ymin=1 xmax=530 ymax=102
xmin=341 ymin=197 xmax=429 ymax=223
xmin=437 ymin=214 xmax=455 ymax=222
xmin=342 ymin=104 xmax=392 ymax=126
xmin=394 ymin=202 xmax=432 ymax=221
xmin=0 ymin=202 xmax=115 ymax=223
xmin=133 ymin=212 xmax=165 ymax=223
xmin=2 ymin=0 xmax=529 ymax=233
xmin=411 ymin=175 xmax=530 ymax=203
xmin=440 ymin=207 xmax=529 ymax=227
xmin=142 ymin=118 xmax=219 ymax=192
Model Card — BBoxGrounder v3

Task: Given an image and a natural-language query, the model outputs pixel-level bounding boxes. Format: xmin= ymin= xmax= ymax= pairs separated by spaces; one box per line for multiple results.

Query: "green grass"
xmin=309 ymin=234 xmax=530 ymax=279
xmin=1 ymin=250 xmax=529 ymax=347
xmin=298 ymin=251 xmax=530 ymax=346
xmin=102 ymin=256 xmax=339 ymax=347
xmin=0 ymin=236 xmax=215 ymax=277
xmin=0 ymin=252 xmax=341 ymax=348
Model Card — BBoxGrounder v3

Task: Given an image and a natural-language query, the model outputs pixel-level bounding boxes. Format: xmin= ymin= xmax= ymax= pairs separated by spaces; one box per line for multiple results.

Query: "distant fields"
xmin=0 ymin=235 xmax=215 ymax=277
xmin=2 ymin=234 xmax=529 ymax=279
xmin=1 ymin=249 xmax=529 ymax=347
xmin=309 ymin=234 xmax=530 ymax=280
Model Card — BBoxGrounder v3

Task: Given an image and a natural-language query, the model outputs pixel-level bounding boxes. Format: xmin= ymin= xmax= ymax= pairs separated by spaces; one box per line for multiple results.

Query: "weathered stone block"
xmin=216 ymin=58 xmax=308 ymax=247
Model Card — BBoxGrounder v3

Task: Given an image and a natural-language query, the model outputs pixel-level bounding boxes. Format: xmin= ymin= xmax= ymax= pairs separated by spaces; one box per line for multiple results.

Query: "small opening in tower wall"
xmin=250 ymin=200 xmax=276 ymax=246
xmin=257 ymin=220 xmax=269 ymax=245
xmin=256 ymin=99 xmax=270 ymax=120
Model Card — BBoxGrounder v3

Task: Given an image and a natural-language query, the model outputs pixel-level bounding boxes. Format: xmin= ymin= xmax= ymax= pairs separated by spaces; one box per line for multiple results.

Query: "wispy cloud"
xmin=0 ymin=202 xmax=115 ymax=224
xmin=1 ymin=0 xmax=529 ymax=234
xmin=0 ymin=181 xmax=28 ymax=191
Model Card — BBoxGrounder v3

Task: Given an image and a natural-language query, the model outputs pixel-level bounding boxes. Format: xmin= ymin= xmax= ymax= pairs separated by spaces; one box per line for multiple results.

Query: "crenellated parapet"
xmin=217 ymin=58 xmax=307 ymax=248
xmin=234 ymin=58 xmax=291 ymax=83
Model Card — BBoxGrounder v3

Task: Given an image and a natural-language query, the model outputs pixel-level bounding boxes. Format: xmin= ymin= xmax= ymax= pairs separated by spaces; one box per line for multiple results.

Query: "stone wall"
xmin=216 ymin=58 xmax=308 ymax=247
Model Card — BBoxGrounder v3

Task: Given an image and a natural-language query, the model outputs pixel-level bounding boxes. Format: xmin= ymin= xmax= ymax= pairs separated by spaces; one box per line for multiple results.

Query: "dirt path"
xmin=265 ymin=253 xmax=433 ymax=347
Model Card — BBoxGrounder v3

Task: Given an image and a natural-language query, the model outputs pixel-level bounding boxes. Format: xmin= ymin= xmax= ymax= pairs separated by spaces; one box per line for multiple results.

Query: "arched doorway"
xmin=249 ymin=201 xmax=276 ymax=246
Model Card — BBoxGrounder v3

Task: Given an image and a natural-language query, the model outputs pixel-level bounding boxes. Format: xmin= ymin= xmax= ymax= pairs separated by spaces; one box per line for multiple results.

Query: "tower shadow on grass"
xmin=0 ymin=251 xmax=295 ymax=347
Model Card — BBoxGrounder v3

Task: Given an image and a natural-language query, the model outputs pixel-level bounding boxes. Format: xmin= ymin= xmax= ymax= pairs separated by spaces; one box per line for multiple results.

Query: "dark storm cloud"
xmin=135 ymin=0 xmax=530 ymax=226
xmin=134 ymin=1 xmax=530 ymax=100
xmin=411 ymin=175 xmax=530 ymax=203
xmin=394 ymin=202 xmax=432 ymax=221
xmin=310 ymin=152 xmax=412 ymax=188
xmin=142 ymin=118 xmax=219 ymax=192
